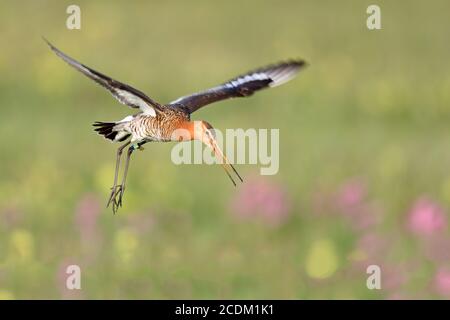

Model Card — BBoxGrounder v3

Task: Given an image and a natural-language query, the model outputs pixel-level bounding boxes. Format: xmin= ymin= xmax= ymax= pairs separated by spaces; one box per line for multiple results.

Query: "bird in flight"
xmin=45 ymin=39 xmax=307 ymax=213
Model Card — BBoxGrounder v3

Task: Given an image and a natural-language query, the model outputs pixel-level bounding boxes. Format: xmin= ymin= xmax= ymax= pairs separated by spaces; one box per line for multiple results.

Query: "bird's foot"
xmin=117 ymin=185 xmax=126 ymax=208
xmin=107 ymin=185 xmax=126 ymax=214
xmin=107 ymin=185 xmax=120 ymax=208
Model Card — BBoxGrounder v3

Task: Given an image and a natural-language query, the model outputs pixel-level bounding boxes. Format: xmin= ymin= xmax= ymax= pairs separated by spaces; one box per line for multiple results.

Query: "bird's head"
xmin=174 ymin=120 xmax=214 ymax=143
xmin=175 ymin=120 xmax=243 ymax=186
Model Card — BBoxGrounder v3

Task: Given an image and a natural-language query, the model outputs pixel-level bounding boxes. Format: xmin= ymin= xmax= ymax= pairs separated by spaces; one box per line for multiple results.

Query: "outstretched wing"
xmin=44 ymin=38 xmax=162 ymax=116
xmin=169 ymin=60 xmax=306 ymax=114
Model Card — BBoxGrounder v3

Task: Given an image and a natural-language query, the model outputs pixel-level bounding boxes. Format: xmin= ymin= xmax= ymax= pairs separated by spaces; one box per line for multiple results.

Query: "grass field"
xmin=1 ymin=0 xmax=450 ymax=299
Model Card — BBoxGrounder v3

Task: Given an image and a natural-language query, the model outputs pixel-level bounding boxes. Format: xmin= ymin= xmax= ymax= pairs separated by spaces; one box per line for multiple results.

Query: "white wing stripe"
xmin=228 ymin=66 xmax=300 ymax=88
xmin=229 ymin=72 xmax=270 ymax=87
xmin=115 ymin=89 xmax=156 ymax=116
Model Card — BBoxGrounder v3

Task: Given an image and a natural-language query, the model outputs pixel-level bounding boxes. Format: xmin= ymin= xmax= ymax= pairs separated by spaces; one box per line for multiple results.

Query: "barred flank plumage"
xmin=93 ymin=121 xmax=129 ymax=141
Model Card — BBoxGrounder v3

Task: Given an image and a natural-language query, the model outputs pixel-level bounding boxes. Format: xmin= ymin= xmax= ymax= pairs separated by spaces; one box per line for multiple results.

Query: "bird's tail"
xmin=93 ymin=121 xmax=130 ymax=142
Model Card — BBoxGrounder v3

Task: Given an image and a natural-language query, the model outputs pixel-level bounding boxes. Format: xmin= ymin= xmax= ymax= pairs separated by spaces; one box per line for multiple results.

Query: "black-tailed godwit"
xmin=45 ymin=39 xmax=307 ymax=213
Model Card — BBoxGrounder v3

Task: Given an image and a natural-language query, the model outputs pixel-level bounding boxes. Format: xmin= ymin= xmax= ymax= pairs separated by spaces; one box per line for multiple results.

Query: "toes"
xmin=118 ymin=188 xmax=125 ymax=207
xmin=107 ymin=185 xmax=126 ymax=213
xmin=107 ymin=185 xmax=122 ymax=212
xmin=107 ymin=190 xmax=117 ymax=208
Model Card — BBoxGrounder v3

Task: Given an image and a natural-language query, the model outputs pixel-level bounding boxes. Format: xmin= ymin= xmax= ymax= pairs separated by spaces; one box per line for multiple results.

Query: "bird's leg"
xmin=113 ymin=142 xmax=141 ymax=210
xmin=107 ymin=140 xmax=130 ymax=210
xmin=116 ymin=146 xmax=133 ymax=208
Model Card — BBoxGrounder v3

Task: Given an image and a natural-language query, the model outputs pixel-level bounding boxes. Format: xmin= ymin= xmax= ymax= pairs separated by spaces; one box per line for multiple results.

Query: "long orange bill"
xmin=207 ymin=135 xmax=243 ymax=186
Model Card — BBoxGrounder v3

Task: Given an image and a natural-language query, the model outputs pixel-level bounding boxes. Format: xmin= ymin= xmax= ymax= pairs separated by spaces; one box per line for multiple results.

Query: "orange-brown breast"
xmin=130 ymin=108 xmax=191 ymax=142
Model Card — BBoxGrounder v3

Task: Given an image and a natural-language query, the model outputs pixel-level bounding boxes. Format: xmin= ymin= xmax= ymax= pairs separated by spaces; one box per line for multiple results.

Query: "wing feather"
xmin=44 ymin=38 xmax=162 ymax=116
xmin=169 ymin=60 xmax=306 ymax=114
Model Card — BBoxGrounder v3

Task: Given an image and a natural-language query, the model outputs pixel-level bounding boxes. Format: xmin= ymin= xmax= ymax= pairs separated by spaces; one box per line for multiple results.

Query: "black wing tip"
xmin=245 ymin=59 xmax=308 ymax=79
xmin=296 ymin=59 xmax=309 ymax=68
xmin=297 ymin=59 xmax=308 ymax=67
xmin=280 ymin=59 xmax=309 ymax=69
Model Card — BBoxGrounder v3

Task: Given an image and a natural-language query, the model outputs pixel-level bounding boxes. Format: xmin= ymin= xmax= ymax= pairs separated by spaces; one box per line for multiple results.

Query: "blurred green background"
xmin=1 ymin=0 xmax=450 ymax=299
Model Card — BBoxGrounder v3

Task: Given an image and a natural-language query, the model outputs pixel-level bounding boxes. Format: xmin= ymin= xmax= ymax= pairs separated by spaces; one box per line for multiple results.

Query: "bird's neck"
xmin=176 ymin=121 xmax=201 ymax=141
